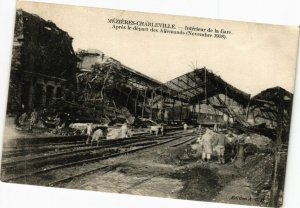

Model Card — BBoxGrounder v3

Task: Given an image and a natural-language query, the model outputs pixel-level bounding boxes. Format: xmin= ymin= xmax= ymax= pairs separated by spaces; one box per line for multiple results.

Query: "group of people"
xmin=86 ymin=122 xmax=131 ymax=145
xmin=197 ymin=127 xmax=229 ymax=164
xmin=15 ymin=108 xmax=39 ymax=131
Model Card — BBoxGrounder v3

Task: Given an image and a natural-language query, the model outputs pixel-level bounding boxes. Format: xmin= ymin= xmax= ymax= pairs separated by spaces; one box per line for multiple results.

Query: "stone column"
xmin=17 ymin=82 xmax=22 ymax=103
xmin=61 ymin=86 xmax=66 ymax=100
xmin=53 ymin=85 xmax=57 ymax=98
xmin=42 ymin=83 xmax=47 ymax=106
xmin=27 ymin=82 xmax=35 ymax=110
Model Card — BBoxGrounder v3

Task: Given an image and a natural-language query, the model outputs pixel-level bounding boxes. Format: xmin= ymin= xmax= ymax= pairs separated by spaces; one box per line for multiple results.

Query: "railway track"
xmin=3 ymin=134 xmax=143 ymax=155
xmin=1 ymin=131 xmax=196 ymax=185
xmin=4 ymin=126 xmax=184 ymax=150
xmin=2 ymin=130 xmax=187 ymax=166
xmin=3 ymin=135 xmax=87 ymax=149
xmin=171 ymin=136 xmax=197 ymax=147
xmin=49 ymin=134 xmax=197 ymax=188
xmin=2 ymin=129 xmax=184 ymax=158
xmin=2 ymin=138 xmax=186 ymax=176
xmin=2 ymin=140 xmax=156 ymax=170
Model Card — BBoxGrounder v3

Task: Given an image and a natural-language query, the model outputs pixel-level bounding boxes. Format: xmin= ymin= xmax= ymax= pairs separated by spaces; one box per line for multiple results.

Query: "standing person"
xmin=15 ymin=103 xmax=25 ymax=127
xmin=202 ymin=129 xmax=213 ymax=163
xmin=213 ymin=123 xmax=219 ymax=132
xmin=120 ymin=122 xmax=128 ymax=138
xmin=198 ymin=124 xmax=202 ymax=130
xmin=160 ymin=123 xmax=165 ymax=136
xmin=18 ymin=112 xmax=28 ymax=127
xmin=183 ymin=123 xmax=188 ymax=131
xmin=86 ymin=123 xmax=93 ymax=144
xmin=29 ymin=109 xmax=38 ymax=131
xmin=214 ymin=132 xmax=229 ymax=164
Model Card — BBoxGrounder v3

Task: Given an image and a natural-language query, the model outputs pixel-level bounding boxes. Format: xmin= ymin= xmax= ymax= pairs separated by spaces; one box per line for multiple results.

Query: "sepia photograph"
xmin=0 ymin=1 xmax=299 ymax=207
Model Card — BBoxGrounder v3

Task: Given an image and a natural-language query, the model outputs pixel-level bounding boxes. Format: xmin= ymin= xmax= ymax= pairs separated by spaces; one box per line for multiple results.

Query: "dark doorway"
xmin=34 ymin=83 xmax=44 ymax=108
xmin=46 ymin=85 xmax=54 ymax=106
xmin=56 ymin=87 xmax=62 ymax=98
xmin=20 ymin=81 xmax=30 ymax=110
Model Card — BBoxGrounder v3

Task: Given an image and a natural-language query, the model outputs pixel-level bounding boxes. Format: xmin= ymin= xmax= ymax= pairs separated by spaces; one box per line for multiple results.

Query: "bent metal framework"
xmin=0 ymin=1 xmax=299 ymax=207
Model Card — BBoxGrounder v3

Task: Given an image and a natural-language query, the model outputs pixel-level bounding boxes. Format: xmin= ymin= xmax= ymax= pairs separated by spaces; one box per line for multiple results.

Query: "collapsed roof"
xmin=165 ymin=68 xmax=251 ymax=106
xmin=249 ymin=87 xmax=293 ymax=125
xmin=76 ymin=47 xmax=251 ymax=108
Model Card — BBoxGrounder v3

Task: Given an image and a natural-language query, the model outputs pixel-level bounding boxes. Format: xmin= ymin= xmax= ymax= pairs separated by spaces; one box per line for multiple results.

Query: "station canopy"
xmin=249 ymin=87 xmax=293 ymax=125
xmin=165 ymin=68 xmax=251 ymax=107
xmin=78 ymin=61 xmax=251 ymax=111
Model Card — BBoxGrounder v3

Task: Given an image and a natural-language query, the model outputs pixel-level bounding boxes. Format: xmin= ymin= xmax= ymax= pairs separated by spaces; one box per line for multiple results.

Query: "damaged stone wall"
xmin=7 ymin=10 xmax=78 ymax=113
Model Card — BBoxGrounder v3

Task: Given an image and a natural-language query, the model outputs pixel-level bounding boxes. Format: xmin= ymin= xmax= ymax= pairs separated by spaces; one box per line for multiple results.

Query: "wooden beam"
xmin=251 ymin=98 xmax=274 ymax=105
xmin=204 ymin=68 xmax=207 ymax=104
xmin=270 ymin=91 xmax=284 ymax=207
xmin=245 ymin=99 xmax=250 ymax=121
xmin=142 ymin=88 xmax=147 ymax=117
xmin=134 ymin=90 xmax=140 ymax=115
xmin=150 ymin=89 xmax=154 ymax=119
xmin=180 ymin=100 xmax=183 ymax=120
xmin=125 ymin=87 xmax=133 ymax=107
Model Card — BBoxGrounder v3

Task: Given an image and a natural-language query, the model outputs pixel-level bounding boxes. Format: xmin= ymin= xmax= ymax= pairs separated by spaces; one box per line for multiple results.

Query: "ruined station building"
xmin=7 ymin=10 xmax=78 ymax=113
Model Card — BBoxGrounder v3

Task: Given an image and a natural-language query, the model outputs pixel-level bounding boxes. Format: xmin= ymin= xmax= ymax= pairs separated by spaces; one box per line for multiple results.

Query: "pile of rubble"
xmin=242 ymin=154 xmax=274 ymax=205
xmin=241 ymin=151 xmax=287 ymax=207
xmin=244 ymin=133 xmax=274 ymax=150
xmin=228 ymin=132 xmax=273 ymax=149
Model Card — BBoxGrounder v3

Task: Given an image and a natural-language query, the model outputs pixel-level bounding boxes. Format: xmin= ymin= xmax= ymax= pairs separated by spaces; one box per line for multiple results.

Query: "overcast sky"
xmin=17 ymin=1 xmax=299 ymax=96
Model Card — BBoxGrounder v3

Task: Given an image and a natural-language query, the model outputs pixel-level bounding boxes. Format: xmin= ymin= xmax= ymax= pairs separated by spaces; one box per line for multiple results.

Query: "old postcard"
xmin=0 ymin=1 xmax=299 ymax=207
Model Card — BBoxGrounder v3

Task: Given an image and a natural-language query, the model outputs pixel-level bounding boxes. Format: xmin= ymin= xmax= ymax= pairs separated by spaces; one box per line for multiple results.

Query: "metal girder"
xmin=168 ymin=80 xmax=195 ymax=98
xmin=177 ymin=78 xmax=199 ymax=96
xmin=186 ymin=72 xmax=202 ymax=86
